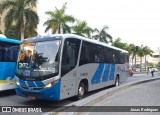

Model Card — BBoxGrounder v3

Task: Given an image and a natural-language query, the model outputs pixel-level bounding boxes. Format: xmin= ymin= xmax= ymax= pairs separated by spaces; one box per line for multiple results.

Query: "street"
xmin=81 ymin=77 xmax=160 ymax=115
xmin=0 ymin=72 xmax=159 ymax=114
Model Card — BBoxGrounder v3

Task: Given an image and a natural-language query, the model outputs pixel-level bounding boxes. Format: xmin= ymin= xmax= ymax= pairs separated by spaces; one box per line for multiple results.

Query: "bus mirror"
xmin=20 ymin=53 xmax=25 ymax=61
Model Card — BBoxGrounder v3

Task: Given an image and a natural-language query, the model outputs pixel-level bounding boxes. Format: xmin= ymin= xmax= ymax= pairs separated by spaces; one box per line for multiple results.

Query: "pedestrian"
xmin=151 ymin=67 xmax=155 ymax=77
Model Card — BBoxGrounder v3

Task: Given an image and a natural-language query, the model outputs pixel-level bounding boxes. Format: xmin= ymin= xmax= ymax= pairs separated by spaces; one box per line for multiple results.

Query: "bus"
xmin=15 ymin=34 xmax=129 ymax=101
xmin=0 ymin=37 xmax=21 ymax=91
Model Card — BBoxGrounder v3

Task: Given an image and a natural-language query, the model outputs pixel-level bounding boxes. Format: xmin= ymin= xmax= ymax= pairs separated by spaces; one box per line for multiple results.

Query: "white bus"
xmin=15 ymin=34 xmax=129 ymax=101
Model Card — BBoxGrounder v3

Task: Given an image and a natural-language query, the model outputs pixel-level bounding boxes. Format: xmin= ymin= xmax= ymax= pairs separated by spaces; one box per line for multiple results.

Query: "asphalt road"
xmin=85 ymin=79 xmax=160 ymax=115
xmin=0 ymin=72 xmax=159 ymax=115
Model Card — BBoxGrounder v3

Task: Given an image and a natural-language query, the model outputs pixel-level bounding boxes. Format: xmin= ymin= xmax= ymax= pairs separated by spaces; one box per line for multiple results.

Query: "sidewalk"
xmin=44 ymin=73 xmax=160 ymax=115
xmin=125 ymin=72 xmax=159 ymax=84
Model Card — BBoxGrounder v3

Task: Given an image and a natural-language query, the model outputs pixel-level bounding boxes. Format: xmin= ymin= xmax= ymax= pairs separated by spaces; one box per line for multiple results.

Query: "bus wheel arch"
xmin=75 ymin=79 xmax=88 ymax=100
xmin=114 ymin=74 xmax=120 ymax=87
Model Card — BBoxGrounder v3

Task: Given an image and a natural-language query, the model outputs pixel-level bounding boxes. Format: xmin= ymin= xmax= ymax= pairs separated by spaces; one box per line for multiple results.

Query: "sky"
xmin=37 ymin=0 xmax=160 ymax=51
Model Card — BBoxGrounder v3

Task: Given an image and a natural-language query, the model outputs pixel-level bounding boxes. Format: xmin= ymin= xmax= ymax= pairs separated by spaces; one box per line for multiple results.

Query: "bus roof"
xmin=0 ymin=37 xmax=21 ymax=44
xmin=24 ymin=34 xmax=128 ymax=53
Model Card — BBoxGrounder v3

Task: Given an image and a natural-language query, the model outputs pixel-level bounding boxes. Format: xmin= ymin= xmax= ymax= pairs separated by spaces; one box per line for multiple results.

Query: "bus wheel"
xmin=75 ymin=82 xmax=85 ymax=100
xmin=115 ymin=76 xmax=119 ymax=87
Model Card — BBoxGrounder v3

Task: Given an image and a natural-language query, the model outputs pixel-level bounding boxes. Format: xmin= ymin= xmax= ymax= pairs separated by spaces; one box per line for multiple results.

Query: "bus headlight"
xmin=45 ymin=83 xmax=52 ymax=88
xmin=44 ymin=80 xmax=58 ymax=88
xmin=16 ymin=81 xmax=20 ymax=86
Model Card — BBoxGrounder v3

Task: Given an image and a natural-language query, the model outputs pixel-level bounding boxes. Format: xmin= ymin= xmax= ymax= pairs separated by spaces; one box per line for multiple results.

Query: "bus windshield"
xmin=16 ymin=40 xmax=61 ymax=80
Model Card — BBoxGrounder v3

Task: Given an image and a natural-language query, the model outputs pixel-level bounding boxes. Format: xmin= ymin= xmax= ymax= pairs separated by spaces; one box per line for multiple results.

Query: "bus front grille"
xmin=21 ymin=86 xmax=43 ymax=90
xmin=20 ymin=91 xmax=43 ymax=97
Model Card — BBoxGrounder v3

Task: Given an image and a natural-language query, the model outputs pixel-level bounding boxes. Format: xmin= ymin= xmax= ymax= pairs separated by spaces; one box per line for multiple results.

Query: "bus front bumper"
xmin=15 ymin=81 xmax=60 ymax=101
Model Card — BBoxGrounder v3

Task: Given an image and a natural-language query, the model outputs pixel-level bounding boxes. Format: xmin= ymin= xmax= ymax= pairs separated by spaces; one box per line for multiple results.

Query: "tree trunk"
xmin=140 ymin=57 xmax=142 ymax=72
xmin=132 ymin=55 xmax=134 ymax=70
xmin=145 ymin=55 xmax=147 ymax=71
xmin=58 ymin=23 xmax=61 ymax=34
xmin=134 ymin=55 xmax=137 ymax=66
xmin=20 ymin=22 xmax=25 ymax=41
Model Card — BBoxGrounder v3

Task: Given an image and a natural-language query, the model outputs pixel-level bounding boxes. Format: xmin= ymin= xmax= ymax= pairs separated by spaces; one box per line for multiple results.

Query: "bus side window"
xmin=61 ymin=38 xmax=80 ymax=76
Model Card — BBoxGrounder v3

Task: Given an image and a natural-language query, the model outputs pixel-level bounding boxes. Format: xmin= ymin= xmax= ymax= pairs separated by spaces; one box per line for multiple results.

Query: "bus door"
xmin=61 ymin=38 xmax=81 ymax=99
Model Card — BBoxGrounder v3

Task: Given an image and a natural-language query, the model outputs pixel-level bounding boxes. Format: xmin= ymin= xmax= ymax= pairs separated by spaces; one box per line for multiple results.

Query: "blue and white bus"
xmin=0 ymin=37 xmax=21 ymax=91
xmin=15 ymin=34 xmax=128 ymax=101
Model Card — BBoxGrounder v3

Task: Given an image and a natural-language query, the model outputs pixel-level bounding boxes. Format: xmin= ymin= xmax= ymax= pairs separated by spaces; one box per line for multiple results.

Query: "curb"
xmin=44 ymin=77 xmax=160 ymax=115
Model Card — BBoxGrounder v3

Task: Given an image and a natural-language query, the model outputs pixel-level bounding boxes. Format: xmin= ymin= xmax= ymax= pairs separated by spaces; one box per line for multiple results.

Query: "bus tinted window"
xmin=0 ymin=41 xmax=19 ymax=62
xmin=61 ymin=38 xmax=80 ymax=76
xmin=80 ymin=41 xmax=128 ymax=65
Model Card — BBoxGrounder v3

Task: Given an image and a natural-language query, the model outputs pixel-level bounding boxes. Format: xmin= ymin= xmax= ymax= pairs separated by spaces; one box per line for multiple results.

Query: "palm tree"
xmin=0 ymin=30 xmax=2 ymax=34
xmin=92 ymin=25 xmax=112 ymax=44
xmin=143 ymin=46 xmax=153 ymax=71
xmin=0 ymin=0 xmax=39 ymax=41
xmin=137 ymin=45 xmax=145 ymax=71
xmin=112 ymin=38 xmax=127 ymax=49
xmin=44 ymin=3 xmax=75 ymax=34
xmin=127 ymin=44 xmax=136 ymax=69
xmin=130 ymin=45 xmax=139 ymax=68
xmin=72 ymin=19 xmax=94 ymax=38
xmin=4 ymin=25 xmax=38 ymax=40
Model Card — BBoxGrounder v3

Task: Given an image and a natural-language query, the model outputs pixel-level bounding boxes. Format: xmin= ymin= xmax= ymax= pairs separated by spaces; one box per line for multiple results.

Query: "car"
xmin=128 ymin=70 xmax=133 ymax=76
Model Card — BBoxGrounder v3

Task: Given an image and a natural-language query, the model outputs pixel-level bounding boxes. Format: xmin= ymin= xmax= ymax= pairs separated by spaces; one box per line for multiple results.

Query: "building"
xmin=148 ymin=49 xmax=160 ymax=64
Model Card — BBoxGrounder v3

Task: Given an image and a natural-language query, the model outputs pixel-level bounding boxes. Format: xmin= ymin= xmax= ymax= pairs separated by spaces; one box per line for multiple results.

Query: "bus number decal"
xmin=18 ymin=63 xmax=29 ymax=69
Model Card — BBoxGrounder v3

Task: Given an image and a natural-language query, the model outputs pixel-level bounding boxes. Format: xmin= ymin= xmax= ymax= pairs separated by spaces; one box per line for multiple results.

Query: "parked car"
xmin=128 ymin=70 xmax=133 ymax=76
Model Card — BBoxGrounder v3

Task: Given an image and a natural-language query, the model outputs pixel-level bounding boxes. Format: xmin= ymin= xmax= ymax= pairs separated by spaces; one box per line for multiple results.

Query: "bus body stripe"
xmin=18 ymin=79 xmax=44 ymax=87
xmin=0 ymin=80 xmax=14 ymax=84
xmin=19 ymin=79 xmax=27 ymax=86
xmin=35 ymin=81 xmax=44 ymax=87
xmin=91 ymin=64 xmax=104 ymax=84
xmin=102 ymin=64 xmax=110 ymax=82
xmin=109 ymin=64 xmax=115 ymax=80
xmin=27 ymin=81 xmax=36 ymax=87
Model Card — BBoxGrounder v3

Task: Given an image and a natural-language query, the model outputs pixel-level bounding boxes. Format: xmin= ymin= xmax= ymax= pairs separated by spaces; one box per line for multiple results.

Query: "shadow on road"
xmin=0 ymin=89 xmax=16 ymax=97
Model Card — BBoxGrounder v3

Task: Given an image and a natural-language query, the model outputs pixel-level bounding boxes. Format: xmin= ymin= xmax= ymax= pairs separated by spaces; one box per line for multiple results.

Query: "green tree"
xmin=131 ymin=45 xmax=139 ymax=68
xmin=137 ymin=45 xmax=145 ymax=71
xmin=0 ymin=0 xmax=39 ymax=40
xmin=4 ymin=26 xmax=20 ymax=40
xmin=112 ymin=38 xmax=128 ymax=49
xmin=72 ymin=19 xmax=94 ymax=38
xmin=4 ymin=25 xmax=38 ymax=40
xmin=44 ymin=3 xmax=75 ymax=34
xmin=127 ymin=44 xmax=137 ymax=69
xmin=0 ymin=30 xmax=2 ymax=34
xmin=92 ymin=25 xmax=112 ymax=44
xmin=143 ymin=46 xmax=153 ymax=71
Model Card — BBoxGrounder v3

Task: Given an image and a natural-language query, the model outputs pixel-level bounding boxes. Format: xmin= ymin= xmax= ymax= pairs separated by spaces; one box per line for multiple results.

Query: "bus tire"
xmin=75 ymin=82 xmax=85 ymax=100
xmin=114 ymin=76 xmax=119 ymax=87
